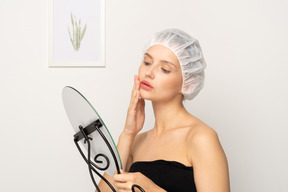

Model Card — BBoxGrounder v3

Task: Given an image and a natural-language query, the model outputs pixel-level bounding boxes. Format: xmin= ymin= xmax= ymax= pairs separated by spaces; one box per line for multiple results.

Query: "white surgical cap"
xmin=145 ymin=29 xmax=206 ymax=100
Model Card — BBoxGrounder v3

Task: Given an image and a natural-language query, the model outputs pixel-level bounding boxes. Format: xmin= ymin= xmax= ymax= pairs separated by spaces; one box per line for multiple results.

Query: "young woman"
xmin=98 ymin=29 xmax=230 ymax=192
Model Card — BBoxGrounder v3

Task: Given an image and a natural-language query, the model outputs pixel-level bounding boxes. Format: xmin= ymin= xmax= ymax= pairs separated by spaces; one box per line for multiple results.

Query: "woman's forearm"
xmin=117 ymin=131 xmax=135 ymax=171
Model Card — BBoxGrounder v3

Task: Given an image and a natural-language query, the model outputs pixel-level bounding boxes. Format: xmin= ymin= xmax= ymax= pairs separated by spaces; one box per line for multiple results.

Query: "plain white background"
xmin=0 ymin=0 xmax=287 ymax=191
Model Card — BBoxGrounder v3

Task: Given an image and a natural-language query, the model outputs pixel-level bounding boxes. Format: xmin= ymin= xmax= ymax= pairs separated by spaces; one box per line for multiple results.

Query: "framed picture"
xmin=49 ymin=0 xmax=105 ymax=67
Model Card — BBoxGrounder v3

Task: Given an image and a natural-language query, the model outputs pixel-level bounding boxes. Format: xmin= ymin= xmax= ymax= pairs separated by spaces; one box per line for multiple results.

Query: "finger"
xmin=135 ymin=75 xmax=140 ymax=91
xmin=114 ymin=173 xmax=127 ymax=182
xmin=129 ymin=75 xmax=140 ymax=108
xmin=129 ymin=91 xmax=141 ymax=112
xmin=136 ymin=97 xmax=145 ymax=114
xmin=129 ymin=75 xmax=137 ymax=99
xmin=114 ymin=169 xmax=124 ymax=178
xmin=134 ymin=75 xmax=141 ymax=100
xmin=139 ymin=97 xmax=145 ymax=108
xmin=118 ymin=189 xmax=131 ymax=192
xmin=114 ymin=172 xmax=136 ymax=183
xmin=114 ymin=181 xmax=132 ymax=190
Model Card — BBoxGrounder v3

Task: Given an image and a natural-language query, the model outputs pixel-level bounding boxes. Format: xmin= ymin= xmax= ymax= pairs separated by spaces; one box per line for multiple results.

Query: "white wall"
xmin=0 ymin=0 xmax=287 ymax=191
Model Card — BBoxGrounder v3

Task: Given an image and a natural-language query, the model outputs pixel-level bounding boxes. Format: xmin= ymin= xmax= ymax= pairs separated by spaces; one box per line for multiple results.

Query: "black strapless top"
xmin=129 ymin=160 xmax=197 ymax=192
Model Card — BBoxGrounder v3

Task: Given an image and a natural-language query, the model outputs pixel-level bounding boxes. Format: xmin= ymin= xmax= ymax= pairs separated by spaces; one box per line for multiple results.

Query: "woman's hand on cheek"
xmin=113 ymin=170 xmax=165 ymax=192
xmin=123 ymin=75 xmax=145 ymax=138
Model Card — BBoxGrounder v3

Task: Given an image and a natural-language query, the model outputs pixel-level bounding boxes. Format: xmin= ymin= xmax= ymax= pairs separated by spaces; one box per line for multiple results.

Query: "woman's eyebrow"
xmin=144 ymin=53 xmax=176 ymax=68
xmin=144 ymin=53 xmax=153 ymax=58
xmin=160 ymin=60 xmax=177 ymax=68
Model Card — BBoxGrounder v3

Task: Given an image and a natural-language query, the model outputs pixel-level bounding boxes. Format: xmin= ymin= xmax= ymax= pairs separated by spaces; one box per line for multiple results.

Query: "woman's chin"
xmin=140 ymin=90 xmax=183 ymax=103
xmin=139 ymin=90 xmax=153 ymax=100
xmin=139 ymin=94 xmax=151 ymax=100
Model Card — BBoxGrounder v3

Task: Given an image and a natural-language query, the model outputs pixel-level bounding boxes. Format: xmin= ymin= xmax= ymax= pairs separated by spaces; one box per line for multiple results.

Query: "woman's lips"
xmin=140 ymin=80 xmax=153 ymax=90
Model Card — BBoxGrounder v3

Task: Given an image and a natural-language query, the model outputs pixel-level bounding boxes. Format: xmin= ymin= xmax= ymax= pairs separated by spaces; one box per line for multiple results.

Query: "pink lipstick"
xmin=140 ymin=80 xmax=153 ymax=90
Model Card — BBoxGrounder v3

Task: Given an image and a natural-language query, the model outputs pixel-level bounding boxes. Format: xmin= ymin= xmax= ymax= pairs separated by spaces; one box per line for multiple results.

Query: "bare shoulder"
xmin=185 ymin=116 xmax=226 ymax=165
xmin=186 ymin=115 xmax=218 ymax=142
xmin=188 ymin=121 xmax=219 ymax=146
xmin=185 ymin=116 xmax=230 ymax=191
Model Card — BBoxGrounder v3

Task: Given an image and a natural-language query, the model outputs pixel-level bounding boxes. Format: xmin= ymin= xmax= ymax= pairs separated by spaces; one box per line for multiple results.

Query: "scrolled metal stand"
xmin=73 ymin=119 xmax=145 ymax=192
xmin=132 ymin=184 xmax=145 ymax=192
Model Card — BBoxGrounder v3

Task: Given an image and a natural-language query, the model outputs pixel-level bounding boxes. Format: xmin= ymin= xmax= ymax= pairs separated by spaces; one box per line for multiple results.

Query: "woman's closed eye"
xmin=144 ymin=61 xmax=151 ymax=66
xmin=161 ymin=68 xmax=171 ymax=73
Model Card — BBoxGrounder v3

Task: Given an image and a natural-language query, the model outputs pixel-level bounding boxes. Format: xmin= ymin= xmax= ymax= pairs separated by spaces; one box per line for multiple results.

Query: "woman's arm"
xmin=120 ymin=75 xmax=145 ymax=170
xmin=189 ymin=127 xmax=230 ymax=192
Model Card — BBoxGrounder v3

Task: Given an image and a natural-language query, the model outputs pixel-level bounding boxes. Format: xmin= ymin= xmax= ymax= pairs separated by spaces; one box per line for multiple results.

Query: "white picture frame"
xmin=49 ymin=0 xmax=105 ymax=67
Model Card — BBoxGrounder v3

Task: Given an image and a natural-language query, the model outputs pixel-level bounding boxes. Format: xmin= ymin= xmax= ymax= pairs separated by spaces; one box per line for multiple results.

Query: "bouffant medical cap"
xmin=145 ymin=29 xmax=206 ymax=100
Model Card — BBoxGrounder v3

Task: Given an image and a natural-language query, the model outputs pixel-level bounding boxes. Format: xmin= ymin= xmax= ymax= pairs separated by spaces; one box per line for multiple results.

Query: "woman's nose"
xmin=145 ymin=66 xmax=155 ymax=79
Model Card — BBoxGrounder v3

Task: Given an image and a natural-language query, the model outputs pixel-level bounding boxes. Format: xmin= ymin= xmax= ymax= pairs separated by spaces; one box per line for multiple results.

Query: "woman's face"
xmin=138 ymin=45 xmax=183 ymax=102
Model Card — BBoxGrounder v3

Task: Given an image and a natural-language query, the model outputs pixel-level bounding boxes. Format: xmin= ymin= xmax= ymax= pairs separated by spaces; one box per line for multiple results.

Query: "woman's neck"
xmin=151 ymin=96 xmax=188 ymax=134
